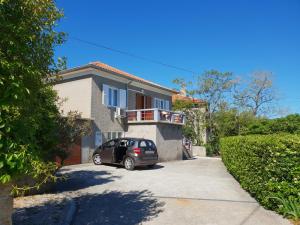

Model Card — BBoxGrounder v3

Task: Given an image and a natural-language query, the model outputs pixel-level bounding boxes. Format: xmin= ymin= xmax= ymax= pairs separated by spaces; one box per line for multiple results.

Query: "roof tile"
xmin=89 ymin=61 xmax=178 ymax=93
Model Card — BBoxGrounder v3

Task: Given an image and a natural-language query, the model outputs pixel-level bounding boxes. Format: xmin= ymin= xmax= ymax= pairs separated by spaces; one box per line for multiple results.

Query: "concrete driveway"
xmin=54 ymin=157 xmax=291 ymax=225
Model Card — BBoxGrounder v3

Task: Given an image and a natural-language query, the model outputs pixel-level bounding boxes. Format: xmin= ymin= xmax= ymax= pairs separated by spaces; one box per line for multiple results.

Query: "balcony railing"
xmin=126 ymin=108 xmax=185 ymax=125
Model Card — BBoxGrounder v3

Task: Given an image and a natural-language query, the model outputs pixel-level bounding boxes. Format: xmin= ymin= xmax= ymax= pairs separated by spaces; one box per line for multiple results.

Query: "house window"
xmin=112 ymin=131 xmax=117 ymax=139
xmin=108 ymin=88 xmax=112 ymax=106
xmin=160 ymin=100 xmax=164 ymax=109
xmin=103 ymin=84 xmax=127 ymax=108
xmin=154 ymin=98 xmax=170 ymax=110
xmin=108 ymin=87 xmax=118 ymax=107
xmin=104 ymin=131 xmax=124 ymax=141
xmin=113 ymin=89 xmax=118 ymax=106
xmin=118 ymin=132 xmax=123 ymax=138
xmin=107 ymin=132 xmax=111 ymax=140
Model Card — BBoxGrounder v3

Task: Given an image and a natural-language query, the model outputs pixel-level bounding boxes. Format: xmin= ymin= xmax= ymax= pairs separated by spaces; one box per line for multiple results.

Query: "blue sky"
xmin=55 ymin=0 xmax=300 ymax=114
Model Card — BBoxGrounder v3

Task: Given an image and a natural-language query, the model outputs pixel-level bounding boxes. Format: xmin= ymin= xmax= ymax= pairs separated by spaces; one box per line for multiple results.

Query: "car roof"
xmin=107 ymin=137 xmax=153 ymax=142
xmin=118 ymin=137 xmax=151 ymax=141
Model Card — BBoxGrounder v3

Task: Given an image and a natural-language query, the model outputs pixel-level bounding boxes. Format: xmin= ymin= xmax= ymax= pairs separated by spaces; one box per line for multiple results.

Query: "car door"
xmin=101 ymin=139 xmax=117 ymax=163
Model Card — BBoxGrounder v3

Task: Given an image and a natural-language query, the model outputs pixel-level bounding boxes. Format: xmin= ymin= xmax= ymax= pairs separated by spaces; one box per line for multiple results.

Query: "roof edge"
xmin=57 ymin=63 xmax=179 ymax=94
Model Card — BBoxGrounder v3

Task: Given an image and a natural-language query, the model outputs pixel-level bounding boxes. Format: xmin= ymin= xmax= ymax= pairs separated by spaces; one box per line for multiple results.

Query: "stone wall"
xmin=0 ymin=183 xmax=13 ymax=225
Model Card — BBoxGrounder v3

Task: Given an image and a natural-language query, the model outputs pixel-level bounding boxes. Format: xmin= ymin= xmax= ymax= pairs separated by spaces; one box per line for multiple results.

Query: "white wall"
xmin=53 ymin=78 xmax=92 ymax=119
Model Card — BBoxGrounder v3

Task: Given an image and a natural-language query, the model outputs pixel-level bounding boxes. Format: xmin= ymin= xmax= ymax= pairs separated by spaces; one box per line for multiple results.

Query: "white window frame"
xmin=108 ymin=86 xmax=119 ymax=107
xmin=104 ymin=131 xmax=124 ymax=141
xmin=103 ymin=84 xmax=127 ymax=109
xmin=154 ymin=98 xmax=170 ymax=110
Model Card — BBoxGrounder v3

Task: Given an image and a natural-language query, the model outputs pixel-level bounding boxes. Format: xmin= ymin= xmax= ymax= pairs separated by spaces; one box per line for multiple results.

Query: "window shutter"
xmin=119 ymin=89 xmax=127 ymax=109
xmin=165 ymin=100 xmax=170 ymax=110
xmin=102 ymin=84 xmax=109 ymax=105
xmin=154 ymin=98 xmax=158 ymax=108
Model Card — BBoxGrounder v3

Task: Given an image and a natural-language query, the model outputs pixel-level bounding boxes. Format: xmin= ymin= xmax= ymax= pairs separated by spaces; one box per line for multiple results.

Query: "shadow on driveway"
xmin=51 ymin=170 xmax=121 ymax=193
xmin=101 ymin=163 xmax=164 ymax=171
xmin=14 ymin=190 xmax=164 ymax=225
xmin=72 ymin=190 xmax=165 ymax=225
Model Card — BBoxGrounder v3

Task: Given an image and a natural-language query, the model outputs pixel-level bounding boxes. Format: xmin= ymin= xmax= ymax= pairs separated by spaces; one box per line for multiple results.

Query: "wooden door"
xmin=136 ymin=94 xmax=152 ymax=109
xmin=136 ymin=94 xmax=144 ymax=109
xmin=145 ymin=96 xmax=152 ymax=109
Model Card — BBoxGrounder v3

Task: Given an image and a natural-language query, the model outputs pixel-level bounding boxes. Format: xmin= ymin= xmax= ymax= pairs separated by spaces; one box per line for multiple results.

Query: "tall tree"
xmin=173 ymin=70 xmax=236 ymax=155
xmin=196 ymin=70 xmax=236 ymax=155
xmin=234 ymin=71 xmax=276 ymax=116
xmin=0 ymin=1 xmax=64 ymax=224
xmin=173 ymin=99 xmax=206 ymax=145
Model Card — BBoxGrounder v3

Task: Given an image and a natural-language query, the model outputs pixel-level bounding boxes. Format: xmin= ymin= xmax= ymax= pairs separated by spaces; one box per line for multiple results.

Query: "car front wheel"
xmin=124 ymin=157 xmax=135 ymax=170
xmin=93 ymin=154 xmax=102 ymax=165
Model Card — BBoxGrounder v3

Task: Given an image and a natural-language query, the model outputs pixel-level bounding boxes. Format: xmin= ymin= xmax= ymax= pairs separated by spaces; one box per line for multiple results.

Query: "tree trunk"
xmin=0 ymin=183 xmax=13 ymax=225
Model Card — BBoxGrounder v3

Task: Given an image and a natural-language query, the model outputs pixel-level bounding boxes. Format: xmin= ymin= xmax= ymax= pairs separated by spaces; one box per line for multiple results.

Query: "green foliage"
xmin=214 ymin=108 xmax=258 ymax=137
xmin=12 ymin=160 xmax=58 ymax=196
xmin=172 ymin=99 xmax=198 ymax=111
xmin=197 ymin=70 xmax=237 ymax=154
xmin=221 ymin=134 xmax=300 ymax=218
xmin=56 ymin=111 xmax=92 ymax=165
xmin=0 ymin=0 xmax=64 ymax=183
xmin=271 ymin=196 xmax=300 ymax=220
xmin=241 ymin=114 xmax=300 ymax=135
xmin=213 ymin=111 xmax=300 ymax=138
xmin=205 ymin=128 xmax=220 ymax=156
xmin=196 ymin=70 xmax=236 ymax=113
xmin=172 ymin=99 xmax=205 ymax=145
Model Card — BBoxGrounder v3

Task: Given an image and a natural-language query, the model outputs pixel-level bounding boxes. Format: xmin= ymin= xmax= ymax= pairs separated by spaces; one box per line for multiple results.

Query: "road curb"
xmin=60 ymin=197 xmax=76 ymax=225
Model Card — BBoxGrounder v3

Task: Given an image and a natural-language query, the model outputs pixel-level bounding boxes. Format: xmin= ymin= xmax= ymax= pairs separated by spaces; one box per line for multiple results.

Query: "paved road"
xmin=54 ymin=157 xmax=291 ymax=225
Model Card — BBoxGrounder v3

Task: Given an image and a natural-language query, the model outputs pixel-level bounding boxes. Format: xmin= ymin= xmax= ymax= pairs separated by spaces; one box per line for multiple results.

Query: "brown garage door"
xmin=56 ymin=139 xmax=82 ymax=166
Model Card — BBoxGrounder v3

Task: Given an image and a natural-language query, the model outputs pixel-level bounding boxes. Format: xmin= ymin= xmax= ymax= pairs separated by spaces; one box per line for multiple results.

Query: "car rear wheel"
xmin=124 ymin=157 xmax=135 ymax=170
xmin=93 ymin=154 xmax=102 ymax=165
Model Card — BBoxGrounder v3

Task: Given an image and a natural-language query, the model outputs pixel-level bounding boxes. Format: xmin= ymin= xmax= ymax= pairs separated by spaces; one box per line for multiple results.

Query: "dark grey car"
xmin=92 ymin=138 xmax=158 ymax=170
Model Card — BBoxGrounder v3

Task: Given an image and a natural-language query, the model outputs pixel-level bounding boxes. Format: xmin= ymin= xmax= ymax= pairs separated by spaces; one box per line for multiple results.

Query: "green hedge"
xmin=221 ymin=134 xmax=300 ymax=212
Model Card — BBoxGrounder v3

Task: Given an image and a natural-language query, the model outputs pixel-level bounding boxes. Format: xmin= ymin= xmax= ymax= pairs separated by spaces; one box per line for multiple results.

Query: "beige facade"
xmin=53 ymin=77 xmax=92 ymax=119
xmin=53 ymin=62 xmax=190 ymax=163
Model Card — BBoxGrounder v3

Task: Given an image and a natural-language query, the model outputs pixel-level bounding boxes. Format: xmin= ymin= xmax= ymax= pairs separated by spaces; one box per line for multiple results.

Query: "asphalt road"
xmin=54 ymin=157 xmax=291 ymax=225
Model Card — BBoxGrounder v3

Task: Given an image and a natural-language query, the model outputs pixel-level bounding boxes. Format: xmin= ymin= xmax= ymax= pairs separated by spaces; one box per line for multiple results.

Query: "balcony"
xmin=126 ymin=108 xmax=185 ymax=125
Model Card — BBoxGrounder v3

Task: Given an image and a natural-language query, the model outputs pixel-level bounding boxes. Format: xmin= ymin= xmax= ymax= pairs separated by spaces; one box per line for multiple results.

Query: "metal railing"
xmin=126 ymin=108 xmax=185 ymax=125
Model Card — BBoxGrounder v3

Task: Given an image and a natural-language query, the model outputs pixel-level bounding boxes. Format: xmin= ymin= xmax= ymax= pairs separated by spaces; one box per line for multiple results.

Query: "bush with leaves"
xmin=0 ymin=0 xmax=65 ymax=184
xmin=0 ymin=1 xmax=67 ymax=223
xmin=271 ymin=196 xmax=300 ymax=221
xmin=173 ymin=99 xmax=206 ymax=145
xmin=221 ymin=134 xmax=300 ymax=219
xmin=241 ymin=114 xmax=300 ymax=136
xmin=56 ymin=110 xmax=92 ymax=165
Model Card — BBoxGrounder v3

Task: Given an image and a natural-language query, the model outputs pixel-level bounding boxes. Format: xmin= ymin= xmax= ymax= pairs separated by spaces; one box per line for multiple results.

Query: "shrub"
xmin=220 ymin=134 xmax=300 ymax=217
xmin=271 ymin=196 xmax=300 ymax=220
xmin=241 ymin=114 xmax=300 ymax=136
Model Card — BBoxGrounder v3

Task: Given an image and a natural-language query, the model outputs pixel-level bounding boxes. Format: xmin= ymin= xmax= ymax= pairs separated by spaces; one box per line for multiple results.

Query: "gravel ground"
xmin=53 ymin=158 xmax=291 ymax=225
xmin=13 ymin=194 xmax=71 ymax=225
xmin=11 ymin=158 xmax=292 ymax=225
